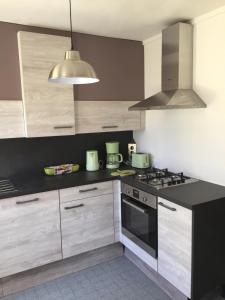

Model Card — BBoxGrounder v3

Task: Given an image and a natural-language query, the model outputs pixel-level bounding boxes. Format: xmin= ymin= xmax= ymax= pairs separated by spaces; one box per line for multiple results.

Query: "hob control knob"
xmin=127 ymin=190 xmax=130 ymax=194
xmin=143 ymin=197 xmax=147 ymax=202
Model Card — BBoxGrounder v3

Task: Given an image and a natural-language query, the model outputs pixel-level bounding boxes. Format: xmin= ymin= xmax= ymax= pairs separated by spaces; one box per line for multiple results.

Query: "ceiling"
xmin=1 ymin=0 xmax=225 ymax=41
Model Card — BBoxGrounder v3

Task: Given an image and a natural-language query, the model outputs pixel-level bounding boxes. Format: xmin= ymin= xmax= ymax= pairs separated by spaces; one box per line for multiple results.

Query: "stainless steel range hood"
xmin=129 ymin=22 xmax=206 ymax=110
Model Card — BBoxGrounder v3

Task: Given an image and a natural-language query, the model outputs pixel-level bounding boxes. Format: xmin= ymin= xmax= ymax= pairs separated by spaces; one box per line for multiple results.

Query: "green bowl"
xmin=71 ymin=164 xmax=80 ymax=172
xmin=44 ymin=168 xmax=55 ymax=176
xmin=44 ymin=164 xmax=80 ymax=176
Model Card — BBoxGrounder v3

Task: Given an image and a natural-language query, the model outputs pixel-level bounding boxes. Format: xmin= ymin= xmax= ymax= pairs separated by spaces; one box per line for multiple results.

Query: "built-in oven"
xmin=121 ymin=183 xmax=157 ymax=258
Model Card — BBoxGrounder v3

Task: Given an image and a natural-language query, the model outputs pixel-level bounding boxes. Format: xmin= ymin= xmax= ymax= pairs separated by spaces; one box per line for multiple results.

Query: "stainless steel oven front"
xmin=121 ymin=183 xmax=157 ymax=258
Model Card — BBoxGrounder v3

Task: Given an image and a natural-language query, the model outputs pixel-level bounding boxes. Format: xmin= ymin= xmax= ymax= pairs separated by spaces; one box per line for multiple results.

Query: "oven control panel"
xmin=121 ymin=183 xmax=157 ymax=209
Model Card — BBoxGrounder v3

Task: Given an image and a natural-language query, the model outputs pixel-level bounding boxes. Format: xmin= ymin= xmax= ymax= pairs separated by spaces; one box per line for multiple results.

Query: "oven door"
xmin=121 ymin=194 xmax=157 ymax=258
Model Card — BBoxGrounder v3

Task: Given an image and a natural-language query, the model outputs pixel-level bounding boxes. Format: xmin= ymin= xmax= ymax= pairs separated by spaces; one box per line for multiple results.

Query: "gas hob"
xmin=134 ymin=167 xmax=198 ymax=190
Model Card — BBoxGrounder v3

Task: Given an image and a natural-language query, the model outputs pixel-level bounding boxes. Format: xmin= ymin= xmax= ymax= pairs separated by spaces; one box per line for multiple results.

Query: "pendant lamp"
xmin=48 ymin=0 xmax=99 ymax=84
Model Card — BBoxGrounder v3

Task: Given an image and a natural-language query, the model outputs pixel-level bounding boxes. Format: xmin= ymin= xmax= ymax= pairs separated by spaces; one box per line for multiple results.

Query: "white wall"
xmin=134 ymin=7 xmax=225 ymax=186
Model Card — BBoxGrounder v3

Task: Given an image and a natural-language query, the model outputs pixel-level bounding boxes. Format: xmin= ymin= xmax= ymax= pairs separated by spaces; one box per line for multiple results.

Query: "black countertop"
xmin=121 ymin=176 xmax=225 ymax=209
xmin=1 ymin=169 xmax=225 ymax=210
xmin=0 ymin=169 xmax=119 ymax=200
xmin=157 ymin=180 xmax=225 ymax=209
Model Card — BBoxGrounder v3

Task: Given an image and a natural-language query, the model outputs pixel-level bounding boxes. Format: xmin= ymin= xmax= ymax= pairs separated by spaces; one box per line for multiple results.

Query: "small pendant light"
xmin=48 ymin=0 xmax=99 ymax=84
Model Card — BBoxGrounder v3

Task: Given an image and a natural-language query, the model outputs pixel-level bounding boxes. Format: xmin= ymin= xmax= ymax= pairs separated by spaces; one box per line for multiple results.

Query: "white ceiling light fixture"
xmin=48 ymin=0 xmax=99 ymax=84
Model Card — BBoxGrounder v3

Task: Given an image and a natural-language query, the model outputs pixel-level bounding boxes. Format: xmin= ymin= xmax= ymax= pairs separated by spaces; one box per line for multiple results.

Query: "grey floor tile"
xmin=1 ymin=256 xmax=224 ymax=300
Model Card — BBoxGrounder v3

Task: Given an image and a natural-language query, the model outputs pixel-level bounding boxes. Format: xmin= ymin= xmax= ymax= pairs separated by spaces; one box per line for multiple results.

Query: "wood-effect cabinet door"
xmin=112 ymin=180 xmax=121 ymax=242
xmin=0 ymin=101 xmax=24 ymax=138
xmin=18 ymin=31 xmax=75 ymax=137
xmin=61 ymin=194 xmax=115 ymax=258
xmin=0 ymin=191 xmax=62 ymax=278
xmin=158 ymin=197 xmax=192 ymax=298
xmin=75 ymin=101 xmax=145 ymax=133
xmin=59 ymin=181 xmax=113 ymax=204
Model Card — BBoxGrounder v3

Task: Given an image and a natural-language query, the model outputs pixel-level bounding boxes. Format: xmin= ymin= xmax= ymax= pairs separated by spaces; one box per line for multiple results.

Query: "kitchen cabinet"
xmin=0 ymin=190 xmax=62 ymax=278
xmin=0 ymin=100 xmax=24 ymax=138
xmin=60 ymin=182 xmax=115 ymax=258
xmin=75 ymin=100 xmax=145 ymax=133
xmin=158 ymin=197 xmax=192 ymax=298
xmin=18 ymin=31 xmax=75 ymax=137
xmin=59 ymin=181 xmax=113 ymax=204
xmin=113 ymin=180 xmax=121 ymax=242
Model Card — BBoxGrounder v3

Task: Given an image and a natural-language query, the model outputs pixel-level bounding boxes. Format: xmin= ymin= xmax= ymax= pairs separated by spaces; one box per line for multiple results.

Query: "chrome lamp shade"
xmin=48 ymin=50 xmax=99 ymax=84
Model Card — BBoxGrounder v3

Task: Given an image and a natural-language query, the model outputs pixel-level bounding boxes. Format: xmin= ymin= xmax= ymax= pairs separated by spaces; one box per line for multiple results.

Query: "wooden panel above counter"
xmin=75 ymin=101 xmax=145 ymax=134
xmin=0 ymin=100 xmax=24 ymax=138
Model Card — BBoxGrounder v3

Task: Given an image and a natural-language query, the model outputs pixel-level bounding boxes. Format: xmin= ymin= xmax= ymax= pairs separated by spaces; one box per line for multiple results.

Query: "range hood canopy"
xmin=129 ymin=22 xmax=206 ymax=111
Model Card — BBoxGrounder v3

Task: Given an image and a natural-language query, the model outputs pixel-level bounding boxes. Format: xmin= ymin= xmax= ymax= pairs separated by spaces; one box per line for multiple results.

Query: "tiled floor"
xmin=0 ymin=256 xmax=224 ymax=300
xmin=1 ymin=257 xmax=171 ymax=300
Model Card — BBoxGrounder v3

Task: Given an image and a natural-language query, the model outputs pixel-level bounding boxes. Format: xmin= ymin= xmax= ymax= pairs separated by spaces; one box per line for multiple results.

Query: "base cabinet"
xmin=158 ymin=197 xmax=192 ymax=298
xmin=113 ymin=180 xmax=121 ymax=242
xmin=0 ymin=181 xmax=116 ymax=279
xmin=0 ymin=191 xmax=62 ymax=278
xmin=60 ymin=192 xmax=115 ymax=259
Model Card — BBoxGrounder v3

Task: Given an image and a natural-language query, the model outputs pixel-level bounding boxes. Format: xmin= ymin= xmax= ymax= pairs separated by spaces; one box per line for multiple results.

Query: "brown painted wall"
xmin=0 ymin=21 xmax=144 ymax=101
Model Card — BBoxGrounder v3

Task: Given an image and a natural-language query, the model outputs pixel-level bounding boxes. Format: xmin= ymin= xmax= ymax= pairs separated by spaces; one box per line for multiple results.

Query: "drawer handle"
xmin=158 ymin=202 xmax=176 ymax=211
xmin=102 ymin=125 xmax=118 ymax=129
xmin=79 ymin=187 xmax=98 ymax=193
xmin=54 ymin=126 xmax=73 ymax=129
xmin=16 ymin=198 xmax=39 ymax=205
xmin=64 ymin=204 xmax=84 ymax=210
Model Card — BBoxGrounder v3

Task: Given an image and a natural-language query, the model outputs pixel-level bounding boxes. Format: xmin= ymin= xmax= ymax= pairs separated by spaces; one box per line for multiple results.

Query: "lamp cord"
xmin=69 ymin=0 xmax=74 ymax=50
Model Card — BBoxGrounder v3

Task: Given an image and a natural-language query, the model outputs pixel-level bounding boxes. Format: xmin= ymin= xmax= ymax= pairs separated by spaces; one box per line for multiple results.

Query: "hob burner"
xmin=134 ymin=168 xmax=198 ymax=189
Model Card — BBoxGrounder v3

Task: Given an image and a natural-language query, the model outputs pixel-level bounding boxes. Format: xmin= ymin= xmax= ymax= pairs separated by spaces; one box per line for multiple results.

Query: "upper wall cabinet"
xmin=75 ymin=101 xmax=145 ymax=133
xmin=0 ymin=100 xmax=24 ymax=138
xmin=18 ymin=31 xmax=75 ymax=138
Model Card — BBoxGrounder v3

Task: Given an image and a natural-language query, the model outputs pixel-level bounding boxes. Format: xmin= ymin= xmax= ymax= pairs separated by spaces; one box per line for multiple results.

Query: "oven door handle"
xmin=122 ymin=198 xmax=146 ymax=214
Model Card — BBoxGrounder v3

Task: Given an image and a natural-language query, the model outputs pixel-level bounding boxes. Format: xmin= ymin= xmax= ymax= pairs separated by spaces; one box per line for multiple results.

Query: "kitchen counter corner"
xmin=157 ymin=180 xmax=225 ymax=209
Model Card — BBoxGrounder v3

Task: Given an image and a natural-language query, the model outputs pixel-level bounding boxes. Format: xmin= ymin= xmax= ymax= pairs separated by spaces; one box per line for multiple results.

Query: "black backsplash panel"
xmin=0 ymin=131 xmax=132 ymax=178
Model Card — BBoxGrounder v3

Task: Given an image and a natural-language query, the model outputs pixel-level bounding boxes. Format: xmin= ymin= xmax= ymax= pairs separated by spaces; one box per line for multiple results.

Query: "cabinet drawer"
xmin=59 ymin=181 xmax=113 ymax=203
xmin=158 ymin=197 xmax=192 ymax=298
xmin=61 ymin=194 xmax=115 ymax=258
xmin=0 ymin=191 xmax=62 ymax=278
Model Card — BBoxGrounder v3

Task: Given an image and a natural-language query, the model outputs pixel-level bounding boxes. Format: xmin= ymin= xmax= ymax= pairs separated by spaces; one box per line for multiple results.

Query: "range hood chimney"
xmin=129 ymin=22 xmax=206 ymax=110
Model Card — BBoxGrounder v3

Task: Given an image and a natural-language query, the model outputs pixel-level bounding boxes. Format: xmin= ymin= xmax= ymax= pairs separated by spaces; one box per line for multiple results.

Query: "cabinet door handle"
xmin=54 ymin=126 xmax=73 ymax=129
xmin=158 ymin=202 xmax=176 ymax=211
xmin=16 ymin=198 xmax=39 ymax=205
xmin=102 ymin=125 xmax=118 ymax=129
xmin=79 ymin=187 xmax=98 ymax=193
xmin=64 ymin=204 xmax=84 ymax=210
